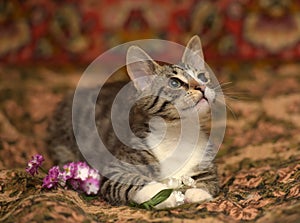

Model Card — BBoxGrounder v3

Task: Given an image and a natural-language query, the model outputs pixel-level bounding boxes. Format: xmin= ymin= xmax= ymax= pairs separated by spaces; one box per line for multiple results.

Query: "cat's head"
xmin=126 ymin=36 xmax=216 ymax=120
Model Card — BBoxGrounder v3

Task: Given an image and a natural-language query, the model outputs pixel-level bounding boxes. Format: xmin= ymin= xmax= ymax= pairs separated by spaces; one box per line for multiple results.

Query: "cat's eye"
xmin=168 ymin=78 xmax=182 ymax=88
xmin=197 ymin=72 xmax=208 ymax=83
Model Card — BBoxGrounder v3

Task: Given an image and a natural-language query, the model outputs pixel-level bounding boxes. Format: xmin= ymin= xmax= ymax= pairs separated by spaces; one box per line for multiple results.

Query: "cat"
xmin=47 ymin=36 xmax=220 ymax=209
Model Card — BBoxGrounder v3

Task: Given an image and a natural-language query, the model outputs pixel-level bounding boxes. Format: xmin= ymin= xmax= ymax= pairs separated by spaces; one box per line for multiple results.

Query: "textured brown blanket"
xmin=0 ymin=64 xmax=299 ymax=222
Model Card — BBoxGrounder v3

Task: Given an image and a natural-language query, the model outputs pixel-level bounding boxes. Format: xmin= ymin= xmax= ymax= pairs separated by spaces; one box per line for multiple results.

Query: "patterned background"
xmin=1 ymin=0 xmax=300 ymax=65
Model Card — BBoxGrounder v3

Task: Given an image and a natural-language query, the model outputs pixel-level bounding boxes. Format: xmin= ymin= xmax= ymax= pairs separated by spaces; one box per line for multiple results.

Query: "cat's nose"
xmin=189 ymin=79 xmax=206 ymax=92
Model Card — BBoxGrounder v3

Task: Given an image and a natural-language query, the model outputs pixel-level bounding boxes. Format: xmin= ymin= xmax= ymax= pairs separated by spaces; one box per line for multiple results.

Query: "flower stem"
xmin=39 ymin=166 xmax=48 ymax=174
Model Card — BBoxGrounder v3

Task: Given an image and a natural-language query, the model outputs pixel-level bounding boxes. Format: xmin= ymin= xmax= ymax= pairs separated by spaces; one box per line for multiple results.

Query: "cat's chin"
xmin=194 ymin=98 xmax=210 ymax=114
xmin=180 ymin=99 xmax=210 ymax=118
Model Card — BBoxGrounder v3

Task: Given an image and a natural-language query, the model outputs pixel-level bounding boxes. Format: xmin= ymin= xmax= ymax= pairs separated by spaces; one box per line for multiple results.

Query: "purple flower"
xmin=68 ymin=178 xmax=81 ymax=190
xmin=73 ymin=162 xmax=90 ymax=181
xmin=57 ymin=172 xmax=67 ymax=187
xmin=63 ymin=162 xmax=77 ymax=180
xmin=81 ymin=177 xmax=100 ymax=195
xmin=80 ymin=167 xmax=101 ymax=194
xmin=67 ymin=162 xmax=101 ymax=194
xmin=42 ymin=166 xmax=60 ymax=189
xmin=39 ymin=160 xmax=101 ymax=195
xmin=26 ymin=154 xmax=44 ymax=176
xmin=88 ymin=168 xmax=101 ymax=181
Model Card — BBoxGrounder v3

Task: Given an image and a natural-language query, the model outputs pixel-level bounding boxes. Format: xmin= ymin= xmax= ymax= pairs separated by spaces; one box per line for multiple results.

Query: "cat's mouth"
xmin=200 ymin=94 xmax=208 ymax=102
xmin=197 ymin=90 xmax=210 ymax=104
xmin=195 ymin=96 xmax=209 ymax=107
xmin=183 ymin=95 xmax=209 ymax=111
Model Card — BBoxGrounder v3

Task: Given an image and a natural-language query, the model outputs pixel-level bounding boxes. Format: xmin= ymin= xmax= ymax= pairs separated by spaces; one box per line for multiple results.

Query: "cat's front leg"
xmin=132 ymin=181 xmax=184 ymax=209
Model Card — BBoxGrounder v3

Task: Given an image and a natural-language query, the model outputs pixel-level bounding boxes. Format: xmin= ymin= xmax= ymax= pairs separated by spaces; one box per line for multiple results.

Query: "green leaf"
xmin=80 ymin=193 xmax=98 ymax=201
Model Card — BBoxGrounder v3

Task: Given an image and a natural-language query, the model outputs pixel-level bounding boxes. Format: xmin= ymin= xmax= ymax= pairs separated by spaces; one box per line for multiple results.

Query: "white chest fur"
xmin=147 ymin=118 xmax=208 ymax=180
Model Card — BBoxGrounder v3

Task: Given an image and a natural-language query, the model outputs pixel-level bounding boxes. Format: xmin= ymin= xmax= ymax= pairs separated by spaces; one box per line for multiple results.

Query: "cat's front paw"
xmin=132 ymin=182 xmax=168 ymax=204
xmin=132 ymin=182 xmax=184 ymax=209
xmin=184 ymin=188 xmax=213 ymax=203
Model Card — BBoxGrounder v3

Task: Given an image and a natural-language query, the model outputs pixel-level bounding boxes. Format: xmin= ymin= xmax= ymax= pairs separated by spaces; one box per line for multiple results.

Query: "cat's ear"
xmin=182 ymin=35 xmax=205 ymax=70
xmin=126 ymin=46 xmax=160 ymax=91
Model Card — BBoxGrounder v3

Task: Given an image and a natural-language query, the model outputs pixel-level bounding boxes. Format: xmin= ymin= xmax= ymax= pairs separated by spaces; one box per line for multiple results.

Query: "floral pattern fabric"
xmin=1 ymin=0 xmax=300 ymax=65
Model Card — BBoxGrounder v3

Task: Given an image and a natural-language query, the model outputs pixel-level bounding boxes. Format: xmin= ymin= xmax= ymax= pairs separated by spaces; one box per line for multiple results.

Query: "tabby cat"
xmin=47 ymin=36 xmax=220 ymax=209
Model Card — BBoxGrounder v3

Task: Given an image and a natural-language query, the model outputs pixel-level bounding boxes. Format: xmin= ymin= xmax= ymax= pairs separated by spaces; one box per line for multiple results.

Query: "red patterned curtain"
xmin=1 ymin=0 xmax=300 ymax=65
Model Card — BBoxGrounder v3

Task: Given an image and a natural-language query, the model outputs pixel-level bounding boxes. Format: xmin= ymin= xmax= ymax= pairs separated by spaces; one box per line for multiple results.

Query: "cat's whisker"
xmin=225 ymin=103 xmax=237 ymax=120
xmin=213 ymin=81 xmax=233 ymax=90
xmin=214 ymin=97 xmax=237 ymax=120
xmin=213 ymin=84 xmax=235 ymax=94
xmin=214 ymin=89 xmax=236 ymax=94
xmin=219 ymin=81 xmax=233 ymax=87
xmin=224 ymin=93 xmax=252 ymax=101
xmin=213 ymin=82 xmax=251 ymax=101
